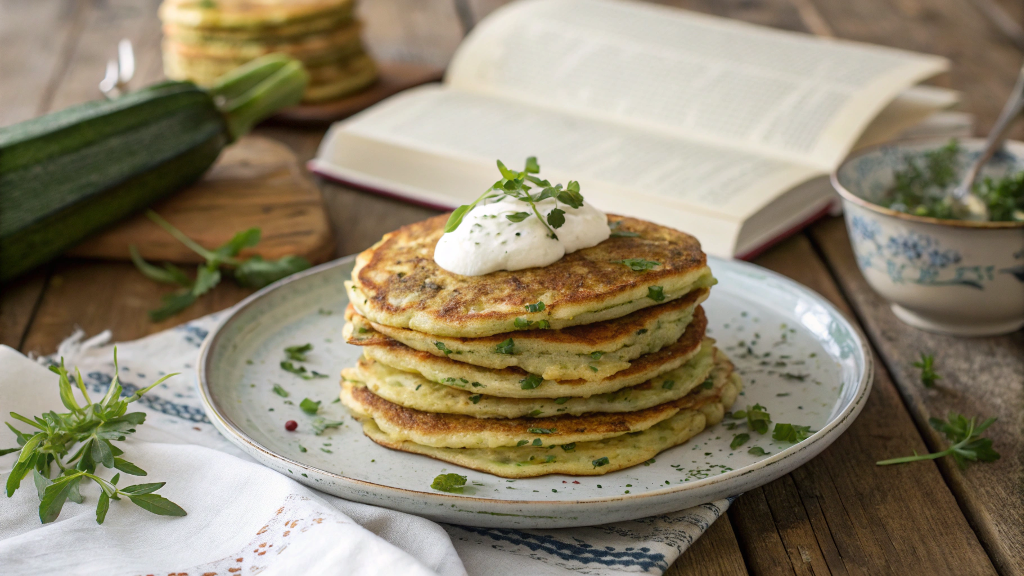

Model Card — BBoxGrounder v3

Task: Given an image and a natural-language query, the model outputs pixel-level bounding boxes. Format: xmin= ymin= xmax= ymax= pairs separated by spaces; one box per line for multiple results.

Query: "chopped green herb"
xmin=435 ymin=341 xmax=454 ymax=356
xmin=311 ymin=417 xmax=344 ymax=435
xmin=590 ymin=351 xmax=605 ymax=360
xmin=280 ymin=361 xmax=327 ymax=380
xmin=516 ymin=440 xmax=529 ymax=447
xmin=732 ymin=404 xmax=771 ymax=434
xmin=284 ymin=343 xmax=312 ymax=362
xmin=661 ymin=380 xmax=675 ymax=390
xmin=525 ymin=301 xmax=546 ymax=313
xmin=636 ymin=329 xmax=648 ymax=335
xmin=700 ymin=378 xmax=714 ymax=390
xmin=298 ymin=445 xmax=307 ymax=453
xmin=532 ymin=439 xmax=543 ymax=446
xmin=554 ymin=397 xmax=570 ymax=404
xmin=877 ymin=413 xmax=999 ymax=468
xmin=299 ymin=398 xmax=320 ymax=415
xmin=272 ymin=384 xmax=289 ymax=398
xmin=528 ymin=428 xmax=555 ymax=434
xmin=519 ymin=373 xmax=543 ymax=390
xmin=748 ymin=446 xmax=769 ymax=456
xmin=592 ymin=457 xmax=610 ymax=468
xmin=495 ymin=338 xmax=515 ymax=355
xmin=913 ymin=353 xmax=940 ymax=388
xmin=514 ymin=317 xmax=551 ymax=330
xmin=772 ymin=423 xmax=813 ymax=443
xmin=528 ymin=409 xmax=542 ymax=417
xmin=613 ymin=258 xmax=660 ymax=271
xmin=506 ymin=211 xmax=531 ymax=223
xmin=431 ymin=473 xmax=467 ymax=493
xmin=589 ymin=365 xmax=599 ymax=372
xmin=469 ymin=394 xmax=482 ymax=404
xmin=647 ymin=286 xmax=665 ymax=302
xmin=561 ymin=443 xmax=576 ymax=451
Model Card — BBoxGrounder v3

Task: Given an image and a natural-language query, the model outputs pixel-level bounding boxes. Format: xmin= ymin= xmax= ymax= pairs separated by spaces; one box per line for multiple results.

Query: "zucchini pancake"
xmin=159 ymin=0 xmax=377 ymax=103
xmin=338 ymin=159 xmax=740 ymax=478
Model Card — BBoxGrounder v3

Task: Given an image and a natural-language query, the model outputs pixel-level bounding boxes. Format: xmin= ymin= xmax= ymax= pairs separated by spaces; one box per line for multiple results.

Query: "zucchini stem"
xmin=209 ymin=54 xmax=308 ymax=141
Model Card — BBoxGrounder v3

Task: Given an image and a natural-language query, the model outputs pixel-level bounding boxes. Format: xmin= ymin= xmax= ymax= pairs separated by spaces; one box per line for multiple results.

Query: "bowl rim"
xmin=831 ymin=136 xmax=1024 ymax=230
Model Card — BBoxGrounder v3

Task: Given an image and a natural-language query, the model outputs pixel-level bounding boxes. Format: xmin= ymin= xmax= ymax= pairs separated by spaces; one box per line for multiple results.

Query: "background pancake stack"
xmin=339 ymin=214 xmax=742 ymax=478
xmin=159 ymin=0 xmax=377 ymax=103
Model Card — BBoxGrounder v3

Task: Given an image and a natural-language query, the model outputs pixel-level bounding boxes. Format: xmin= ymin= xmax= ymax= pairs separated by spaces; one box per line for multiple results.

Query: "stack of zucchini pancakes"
xmin=341 ymin=215 xmax=741 ymax=478
xmin=159 ymin=0 xmax=377 ymax=103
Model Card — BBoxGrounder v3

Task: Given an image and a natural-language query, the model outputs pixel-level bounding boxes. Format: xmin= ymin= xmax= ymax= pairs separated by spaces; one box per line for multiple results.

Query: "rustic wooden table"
xmin=2 ymin=0 xmax=1022 ymax=574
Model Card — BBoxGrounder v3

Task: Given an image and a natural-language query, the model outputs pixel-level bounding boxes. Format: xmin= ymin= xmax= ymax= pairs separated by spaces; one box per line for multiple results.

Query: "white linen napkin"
xmin=0 ymin=313 xmax=731 ymax=576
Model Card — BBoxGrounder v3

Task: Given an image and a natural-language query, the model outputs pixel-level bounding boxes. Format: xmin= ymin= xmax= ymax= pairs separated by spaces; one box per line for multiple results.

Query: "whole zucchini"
xmin=0 ymin=55 xmax=307 ymax=282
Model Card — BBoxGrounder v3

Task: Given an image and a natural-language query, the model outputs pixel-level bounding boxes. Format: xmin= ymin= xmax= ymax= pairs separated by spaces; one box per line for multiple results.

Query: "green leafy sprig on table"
xmin=2 ymin=349 xmax=185 ymax=524
xmin=877 ymin=413 xmax=999 ymax=468
xmin=913 ymin=353 xmax=940 ymax=388
xmin=444 ymin=157 xmax=584 ymax=238
xmin=131 ymin=210 xmax=311 ymax=322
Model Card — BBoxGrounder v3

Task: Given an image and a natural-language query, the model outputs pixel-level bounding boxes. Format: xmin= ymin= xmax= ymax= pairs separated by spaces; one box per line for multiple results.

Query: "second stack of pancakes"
xmin=340 ymin=214 xmax=741 ymax=478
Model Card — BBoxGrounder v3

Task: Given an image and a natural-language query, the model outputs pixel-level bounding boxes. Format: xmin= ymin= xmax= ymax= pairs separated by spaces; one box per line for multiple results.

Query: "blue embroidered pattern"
xmin=85 ymin=371 xmax=210 ymax=424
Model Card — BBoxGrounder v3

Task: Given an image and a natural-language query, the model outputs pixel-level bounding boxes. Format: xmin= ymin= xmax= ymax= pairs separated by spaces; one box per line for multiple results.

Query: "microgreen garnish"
xmin=495 ymin=338 xmax=515 ymax=355
xmin=3 ymin=349 xmax=185 ymax=524
xmin=284 ymin=344 xmax=313 ymax=362
xmin=280 ymin=361 xmax=327 ymax=380
xmin=431 ymin=473 xmax=467 ymax=493
xmin=647 ymin=286 xmax=665 ymax=302
xmin=613 ymin=258 xmax=660 ymax=271
xmin=519 ymin=374 xmax=543 ymax=390
xmin=272 ymin=384 xmax=289 ymax=398
xmin=299 ymin=398 xmax=321 ymax=415
xmin=730 ymin=404 xmax=771 ymax=434
xmin=592 ymin=457 xmax=610 ymax=468
xmin=730 ymin=433 xmax=750 ymax=449
xmin=132 ymin=211 xmax=310 ymax=321
xmin=877 ymin=413 xmax=999 ymax=468
xmin=772 ymin=423 xmax=813 ymax=443
xmin=435 ymin=342 xmax=454 ymax=356
xmin=528 ymin=428 xmax=555 ymax=435
xmin=913 ymin=353 xmax=940 ymax=388
xmin=444 ymin=157 xmax=584 ymax=238
xmin=525 ymin=301 xmax=545 ymax=313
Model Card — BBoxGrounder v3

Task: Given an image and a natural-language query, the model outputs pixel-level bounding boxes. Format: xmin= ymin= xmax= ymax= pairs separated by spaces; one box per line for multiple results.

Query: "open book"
xmin=310 ymin=0 xmax=957 ymax=258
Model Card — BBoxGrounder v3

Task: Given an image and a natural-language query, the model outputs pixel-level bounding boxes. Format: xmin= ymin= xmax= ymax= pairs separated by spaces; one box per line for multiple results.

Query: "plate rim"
xmin=197 ymin=254 xmax=874 ymax=509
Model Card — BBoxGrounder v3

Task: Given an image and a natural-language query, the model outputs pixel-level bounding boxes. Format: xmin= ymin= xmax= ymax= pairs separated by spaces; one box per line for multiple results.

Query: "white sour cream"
xmin=434 ymin=197 xmax=610 ymax=276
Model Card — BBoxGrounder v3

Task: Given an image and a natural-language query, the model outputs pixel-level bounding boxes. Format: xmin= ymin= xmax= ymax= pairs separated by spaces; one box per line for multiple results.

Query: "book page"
xmin=330 ymin=85 xmax=819 ymax=221
xmin=446 ymin=0 xmax=949 ymax=169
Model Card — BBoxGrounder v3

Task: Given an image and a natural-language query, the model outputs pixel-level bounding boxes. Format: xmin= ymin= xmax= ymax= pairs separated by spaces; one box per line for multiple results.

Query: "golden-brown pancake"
xmin=346 ymin=214 xmax=714 ymax=338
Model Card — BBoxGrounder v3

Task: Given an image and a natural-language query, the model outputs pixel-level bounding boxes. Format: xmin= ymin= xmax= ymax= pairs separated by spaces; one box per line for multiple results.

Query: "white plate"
xmin=198 ymin=255 xmax=872 ymax=528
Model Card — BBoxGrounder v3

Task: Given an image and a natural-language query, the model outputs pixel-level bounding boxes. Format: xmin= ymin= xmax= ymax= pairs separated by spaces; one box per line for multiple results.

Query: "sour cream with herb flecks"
xmin=434 ymin=197 xmax=610 ymax=276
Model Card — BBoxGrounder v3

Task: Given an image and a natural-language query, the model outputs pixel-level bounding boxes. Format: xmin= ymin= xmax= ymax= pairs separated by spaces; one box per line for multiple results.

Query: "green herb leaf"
xmin=912 ymin=353 xmax=940 ymax=388
xmin=129 ymin=246 xmax=192 ymax=287
xmin=285 ymin=343 xmax=313 ymax=362
xmin=120 ymin=482 xmax=166 ymax=495
xmin=519 ymin=374 xmax=543 ymax=390
xmin=506 ymin=212 xmax=531 ymax=223
xmin=525 ymin=301 xmax=545 ymax=313
xmin=547 ymin=208 xmax=566 ymax=229
xmin=647 ymin=286 xmax=665 ymax=302
xmin=272 ymin=384 xmax=289 ymax=398
xmin=748 ymin=446 xmax=769 ymax=456
xmin=435 ymin=342 xmax=455 ymax=356
xmin=96 ymin=491 xmax=110 ymax=524
xmin=495 ymin=338 xmax=515 ymax=355
xmin=280 ymin=361 xmax=327 ymax=380
xmin=592 ymin=456 xmax=610 ymax=468
xmin=878 ymin=413 xmax=1000 ymax=468
xmin=662 ymin=380 xmax=675 ymax=390
xmin=234 ymin=255 xmax=310 ymax=289
xmin=431 ymin=473 xmax=467 ymax=493
xmin=468 ymin=394 xmax=482 ymax=404
xmin=561 ymin=443 xmax=576 ymax=451
xmin=300 ymin=398 xmax=321 ymax=415
xmin=113 ymin=458 xmax=146 ymax=476
xmin=772 ymin=423 xmax=813 ymax=443
xmin=730 ymin=433 xmax=750 ymax=449
xmin=128 ymin=493 xmax=187 ymax=517
xmin=554 ymin=397 xmax=569 ymax=405
xmin=745 ymin=404 xmax=772 ymax=434
xmin=148 ymin=291 xmax=198 ymax=322
xmin=528 ymin=428 xmax=555 ymax=434
xmin=613 ymin=258 xmax=660 ymax=271
xmin=311 ymin=417 xmax=344 ymax=435
xmin=39 ymin=474 xmax=82 ymax=523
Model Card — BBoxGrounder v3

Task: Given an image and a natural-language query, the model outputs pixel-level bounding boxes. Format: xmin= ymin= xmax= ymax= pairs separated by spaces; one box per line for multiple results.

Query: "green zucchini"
xmin=0 ymin=55 xmax=307 ymax=282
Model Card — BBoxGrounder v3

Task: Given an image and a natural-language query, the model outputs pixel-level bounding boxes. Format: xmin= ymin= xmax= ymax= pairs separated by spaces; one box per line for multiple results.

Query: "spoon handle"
xmin=956 ymin=64 xmax=1024 ymax=199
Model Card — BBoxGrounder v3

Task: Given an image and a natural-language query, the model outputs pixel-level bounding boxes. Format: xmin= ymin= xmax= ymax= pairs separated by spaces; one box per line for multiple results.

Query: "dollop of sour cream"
xmin=434 ymin=197 xmax=610 ymax=276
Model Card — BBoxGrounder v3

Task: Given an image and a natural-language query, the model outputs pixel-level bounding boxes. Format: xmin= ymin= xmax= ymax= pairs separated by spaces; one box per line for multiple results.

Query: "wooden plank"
xmin=0 ymin=270 xmax=49 ymax=350
xmin=733 ymin=234 xmax=998 ymax=575
xmin=669 ymin=512 xmax=749 ymax=576
xmin=19 ymin=260 xmax=252 ymax=356
xmin=809 ymin=217 xmax=1024 ymax=575
xmin=807 ymin=0 xmax=1024 ymax=138
xmin=0 ymin=0 xmax=82 ymax=126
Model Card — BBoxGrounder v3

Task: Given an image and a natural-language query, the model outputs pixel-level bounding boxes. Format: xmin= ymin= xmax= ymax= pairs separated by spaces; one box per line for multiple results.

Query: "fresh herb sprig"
xmin=913 ymin=353 xmax=940 ymax=388
xmin=444 ymin=157 xmax=584 ymax=238
xmin=877 ymin=413 xmax=999 ymax=468
xmin=132 ymin=211 xmax=311 ymax=321
xmin=3 ymin=349 xmax=186 ymax=524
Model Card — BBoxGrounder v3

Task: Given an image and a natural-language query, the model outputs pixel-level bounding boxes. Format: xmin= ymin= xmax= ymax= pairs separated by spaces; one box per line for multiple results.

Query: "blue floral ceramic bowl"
xmin=833 ymin=138 xmax=1024 ymax=336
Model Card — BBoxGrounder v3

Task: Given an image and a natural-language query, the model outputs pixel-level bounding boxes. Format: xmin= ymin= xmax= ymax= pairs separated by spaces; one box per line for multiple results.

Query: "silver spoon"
xmin=951 ymin=64 xmax=1024 ymax=221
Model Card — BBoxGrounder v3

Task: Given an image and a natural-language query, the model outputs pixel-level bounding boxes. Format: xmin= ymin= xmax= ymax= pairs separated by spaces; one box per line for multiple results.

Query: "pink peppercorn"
xmin=284 ymin=420 xmax=298 ymax=431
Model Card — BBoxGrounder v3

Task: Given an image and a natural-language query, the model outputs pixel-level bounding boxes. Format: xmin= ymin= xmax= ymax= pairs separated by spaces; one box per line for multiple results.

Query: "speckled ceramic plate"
xmin=198 ymin=255 xmax=872 ymax=528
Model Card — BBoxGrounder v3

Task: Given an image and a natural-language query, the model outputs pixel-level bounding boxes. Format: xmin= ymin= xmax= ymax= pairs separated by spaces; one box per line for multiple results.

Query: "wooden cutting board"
xmin=69 ymin=135 xmax=335 ymax=264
